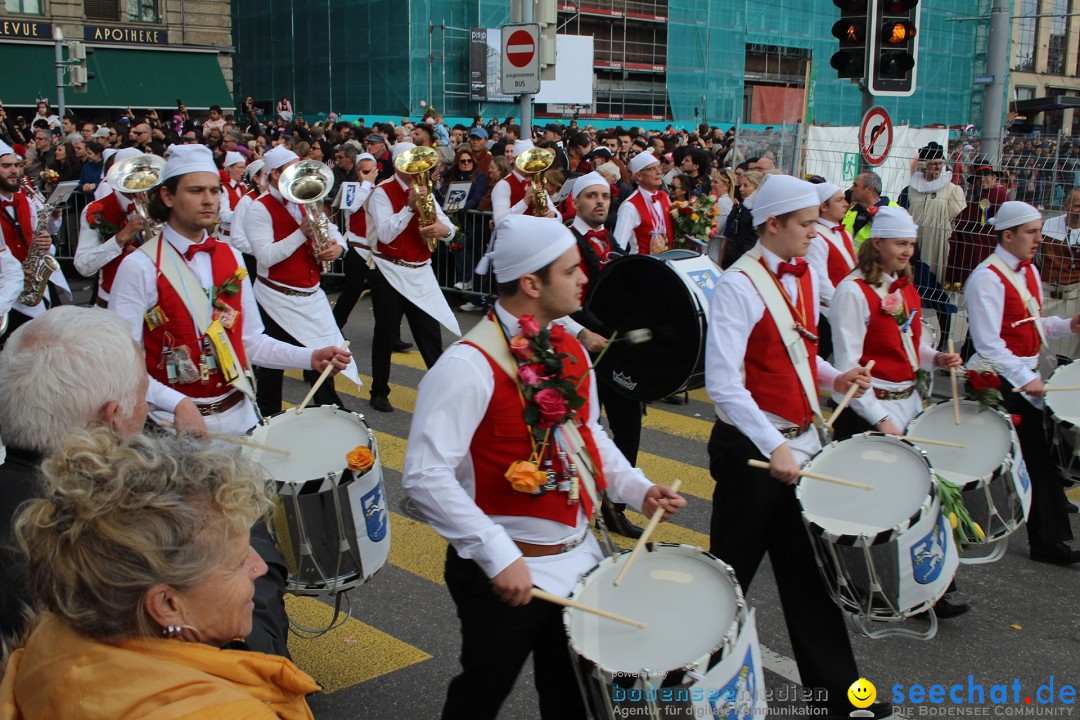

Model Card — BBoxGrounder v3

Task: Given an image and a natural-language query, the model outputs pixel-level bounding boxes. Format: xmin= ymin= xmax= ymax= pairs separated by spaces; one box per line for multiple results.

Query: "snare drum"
xmin=1045 ymin=360 xmax=1080 ymax=486
xmin=565 ymin=543 xmax=764 ymax=719
xmin=587 ymin=250 xmax=720 ymax=402
xmin=906 ymin=400 xmax=1029 ymax=563
xmin=797 ymin=435 xmax=958 ymax=638
xmin=246 ymin=405 xmax=391 ymax=595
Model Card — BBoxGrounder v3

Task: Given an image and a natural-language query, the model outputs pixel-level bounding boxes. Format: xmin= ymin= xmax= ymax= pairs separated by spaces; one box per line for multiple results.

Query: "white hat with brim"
xmin=263 ymin=146 xmax=299 ymax=171
xmin=0 ymin=140 xmax=14 ymax=158
xmin=870 ymin=206 xmax=918 ymax=239
xmin=628 ymin=151 xmax=659 ymax=175
xmin=744 ymin=174 xmax=819 ymax=227
xmin=476 ymin=215 xmax=576 ymax=283
xmin=224 ymin=151 xmax=246 ymax=167
xmin=571 ymin=171 xmax=608 ymax=199
xmin=989 ymin=200 xmax=1042 ymax=231
xmin=814 ymin=181 xmax=842 ymax=205
xmin=160 ymin=144 xmax=219 ymax=183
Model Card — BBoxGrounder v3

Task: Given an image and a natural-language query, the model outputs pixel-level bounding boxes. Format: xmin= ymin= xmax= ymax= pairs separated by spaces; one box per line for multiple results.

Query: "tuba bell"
xmin=514 ymin=147 xmax=555 ymax=217
xmin=105 ymin=152 xmax=166 ymax=246
xmin=278 ymin=160 xmax=337 ymax=272
xmin=393 ymin=145 xmax=440 ymax=251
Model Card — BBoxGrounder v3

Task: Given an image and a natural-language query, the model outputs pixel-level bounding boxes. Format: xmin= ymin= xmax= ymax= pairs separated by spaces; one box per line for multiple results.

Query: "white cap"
xmin=511 ymin=139 xmax=534 ymax=158
xmin=870 ymin=206 xmax=918 ymax=239
xmin=391 ymin=141 xmax=415 ymax=161
xmin=571 ymin=171 xmax=608 ymax=199
xmin=102 ymin=148 xmax=117 ymax=165
xmin=476 ymin=215 xmax=577 ymax=282
xmin=113 ymin=147 xmax=142 ymax=164
xmin=224 ymin=151 xmax=246 ymax=167
xmin=161 ymin=144 xmax=218 ymax=183
xmin=990 ymin=200 xmax=1042 ymax=231
xmin=814 ymin=181 xmax=842 ymax=204
xmin=0 ymin=140 xmax=14 ymax=157
xmin=356 ymin=152 xmax=376 ymax=164
xmin=263 ymin=146 xmax=299 ymax=171
xmin=245 ymin=159 xmax=265 ymax=180
xmin=628 ymin=151 xmax=659 ymax=175
xmin=745 ymin=174 xmax=819 ymax=226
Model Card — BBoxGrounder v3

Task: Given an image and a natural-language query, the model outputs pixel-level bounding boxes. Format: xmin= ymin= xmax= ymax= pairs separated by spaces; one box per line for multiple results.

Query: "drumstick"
xmin=612 ymin=478 xmax=683 ymax=587
xmin=899 ymin=435 xmax=966 ymax=449
xmin=296 ymin=340 xmax=350 ymax=415
xmin=747 ymin=459 xmax=873 ymax=490
xmin=531 ymin=588 xmax=647 ymax=629
xmin=948 ymin=339 xmax=961 ymax=425
xmin=158 ymin=421 xmax=291 ymax=456
xmin=1012 ymin=386 xmax=1080 ymax=393
xmin=826 ymin=360 xmax=875 ymax=431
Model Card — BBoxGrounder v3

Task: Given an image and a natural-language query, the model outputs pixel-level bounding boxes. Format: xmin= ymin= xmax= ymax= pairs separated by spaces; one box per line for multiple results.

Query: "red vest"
xmin=855 ymin=279 xmax=923 ymax=383
xmin=143 ymin=240 xmax=247 ymax=399
xmin=256 ymin=194 xmax=321 ymax=288
xmin=0 ymin=192 xmax=33 ymax=262
xmin=376 ymin=179 xmax=430 ymax=263
xmin=989 ymin=264 xmax=1042 ymax=357
xmin=84 ymin=192 xmax=137 ymax=295
xmin=463 ymin=330 xmax=607 ymax=526
xmin=502 ymin=172 xmax=543 ymax=218
xmin=818 ymin=225 xmax=855 ymax=287
xmin=348 ymin=207 xmax=367 ymax=238
xmin=743 ymin=259 xmax=818 ymax=426
xmin=628 ymin=189 xmax=674 ymax=255
xmin=220 ymin=172 xmax=245 ymax=211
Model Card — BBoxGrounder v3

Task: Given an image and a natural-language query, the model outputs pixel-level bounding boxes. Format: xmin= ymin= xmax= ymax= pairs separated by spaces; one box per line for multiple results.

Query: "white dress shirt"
xmin=613 ymin=186 xmax=666 ymax=254
xmin=217 ymin=180 xmax=242 ymax=231
xmin=2 ymin=189 xmax=67 ymax=317
xmin=0 ymin=243 xmax=21 ymax=317
xmin=73 ymin=192 xmax=136 ymax=280
xmin=227 ymin=193 xmax=256 ymax=254
xmin=402 ymin=302 xmax=652 ymax=593
xmin=705 ymin=243 xmax=841 ymax=461
xmin=369 ymin=175 xmax=455 ymax=246
xmin=806 ymin=218 xmax=856 ymax=314
xmin=490 ymin=169 xmax=560 ymax=227
xmin=244 ymin=185 xmax=346 ymax=289
xmin=342 ymin=181 xmax=375 ymax=258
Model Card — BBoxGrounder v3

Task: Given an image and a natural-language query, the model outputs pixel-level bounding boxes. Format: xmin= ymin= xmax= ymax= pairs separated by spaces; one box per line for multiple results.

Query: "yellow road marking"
xmin=1068 ymin=486 xmax=1080 ymax=502
xmin=389 ymin=512 xmax=449 ymax=586
xmin=636 ymin=451 xmax=712 ymax=501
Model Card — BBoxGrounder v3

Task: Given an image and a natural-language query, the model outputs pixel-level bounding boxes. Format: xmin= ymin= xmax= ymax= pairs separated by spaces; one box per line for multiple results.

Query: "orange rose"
xmin=505 ymin=460 xmax=546 ymax=493
xmin=346 ymin=446 xmax=375 ymax=472
xmin=509 ymin=333 xmax=533 ymax=361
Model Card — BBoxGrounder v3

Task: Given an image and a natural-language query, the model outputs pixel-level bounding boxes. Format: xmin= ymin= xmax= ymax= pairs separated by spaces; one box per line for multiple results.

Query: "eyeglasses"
xmin=459 ymin=158 xmax=474 ymax=164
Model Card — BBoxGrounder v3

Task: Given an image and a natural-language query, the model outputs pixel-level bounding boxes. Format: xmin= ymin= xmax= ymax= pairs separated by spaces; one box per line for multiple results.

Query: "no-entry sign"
xmin=860 ymin=106 xmax=894 ymax=167
xmin=501 ymin=23 xmax=540 ymax=95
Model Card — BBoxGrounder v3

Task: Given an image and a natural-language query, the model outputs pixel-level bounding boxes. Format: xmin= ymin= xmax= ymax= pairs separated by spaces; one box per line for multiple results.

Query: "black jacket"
xmin=0 ymin=446 xmax=44 ymax=647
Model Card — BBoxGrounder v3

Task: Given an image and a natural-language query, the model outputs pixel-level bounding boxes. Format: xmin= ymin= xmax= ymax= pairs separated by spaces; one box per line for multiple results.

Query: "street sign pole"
xmin=519 ymin=3 xmax=533 ymax=138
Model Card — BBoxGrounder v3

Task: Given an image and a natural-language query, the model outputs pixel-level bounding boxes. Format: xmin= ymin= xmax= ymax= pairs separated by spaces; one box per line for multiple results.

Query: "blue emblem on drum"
xmin=361 ymin=483 xmax=388 ymax=542
xmin=910 ymin=515 xmax=948 ymax=585
xmin=1016 ymin=457 xmax=1031 ymax=492
xmin=687 ymin=269 xmax=719 ymax=300
xmin=708 ymin=646 xmax=757 ymax=719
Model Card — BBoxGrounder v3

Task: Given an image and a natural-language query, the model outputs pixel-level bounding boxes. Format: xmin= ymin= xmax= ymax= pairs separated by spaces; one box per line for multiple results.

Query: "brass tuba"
xmin=278 ymin=160 xmax=336 ymax=272
xmin=17 ymin=177 xmax=62 ymax=307
xmin=393 ymin=145 xmax=440 ymax=251
xmin=515 ymin=147 xmax=555 ymax=217
xmin=105 ymin=152 xmax=166 ymax=246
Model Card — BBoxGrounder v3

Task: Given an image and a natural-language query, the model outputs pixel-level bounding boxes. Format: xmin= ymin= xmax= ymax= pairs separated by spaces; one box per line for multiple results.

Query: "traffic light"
xmin=868 ymin=0 xmax=920 ymax=96
xmin=68 ymin=41 xmax=95 ymax=92
xmin=830 ymin=0 xmax=869 ymax=79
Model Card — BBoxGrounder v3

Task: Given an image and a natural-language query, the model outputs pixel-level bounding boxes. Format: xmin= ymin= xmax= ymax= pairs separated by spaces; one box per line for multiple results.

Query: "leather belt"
xmin=515 ymin=535 xmax=587 ymax=557
xmin=776 ymin=423 xmax=812 ymax=439
xmin=373 ymin=253 xmax=426 ymax=269
xmin=874 ymin=386 xmax=916 ymax=401
xmin=257 ymin=275 xmax=316 ymax=297
xmin=194 ymin=390 xmax=244 ymax=416
xmin=94 ymin=296 xmax=108 ymax=308
xmin=347 ymin=240 xmax=369 ymax=250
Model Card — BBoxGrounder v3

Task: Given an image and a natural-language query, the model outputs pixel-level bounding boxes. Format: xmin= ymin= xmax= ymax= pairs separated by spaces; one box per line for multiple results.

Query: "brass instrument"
xmin=393 ymin=145 xmax=440 ymax=251
xmin=514 ymin=148 xmax=555 ymax=217
xmin=105 ymin=152 xmax=166 ymax=247
xmin=278 ymin=160 xmax=336 ymax=272
xmin=17 ymin=177 xmax=61 ymax=307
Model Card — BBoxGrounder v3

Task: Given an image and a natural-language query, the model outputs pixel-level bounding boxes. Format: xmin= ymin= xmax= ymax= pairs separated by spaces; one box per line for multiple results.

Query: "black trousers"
xmin=441 ymin=548 xmax=586 ymax=720
xmin=708 ymin=421 xmax=859 ymax=713
xmin=254 ymin=303 xmax=344 ymax=417
xmin=369 ymin=267 xmax=442 ymax=399
xmin=333 ymin=250 xmax=371 ymax=329
xmin=597 ymin=378 xmax=644 ymax=466
xmin=1001 ymin=381 xmax=1073 ymax=548
xmin=830 ymin=406 xmax=874 ymax=442
xmin=225 ymin=522 xmax=291 ymax=659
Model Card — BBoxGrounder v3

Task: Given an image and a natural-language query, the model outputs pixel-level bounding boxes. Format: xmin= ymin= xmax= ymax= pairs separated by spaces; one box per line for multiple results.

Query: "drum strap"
xmin=732 ymin=247 xmax=825 ymax=424
xmin=986 ymin=254 xmax=1048 ymax=349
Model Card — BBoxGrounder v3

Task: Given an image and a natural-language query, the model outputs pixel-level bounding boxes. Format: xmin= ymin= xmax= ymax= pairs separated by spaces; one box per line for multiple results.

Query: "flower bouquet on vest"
xmin=670 ymin=194 xmax=719 ymax=250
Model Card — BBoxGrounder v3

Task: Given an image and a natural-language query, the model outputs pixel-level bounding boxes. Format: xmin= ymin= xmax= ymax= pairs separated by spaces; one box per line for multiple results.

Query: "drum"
xmin=564 ymin=543 xmax=764 ymax=719
xmin=906 ymin=400 xmax=1028 ymax=563
xmin=797 ymin=435 xmax=958 ymax=639
xmin=1045 ymin=360 xmax=1080 ymax=485
xmin=587 ymin=250 xmax=720 ymax=402
xmin=246 ymin=405 xmax=391 ymax=595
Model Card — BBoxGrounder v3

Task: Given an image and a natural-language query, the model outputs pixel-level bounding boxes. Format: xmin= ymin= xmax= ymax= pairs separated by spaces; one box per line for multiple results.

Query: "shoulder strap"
xmin=458 ymin=315 xmax=517 ymax=380
xmin=986 ymin=254 xmax=1048 ymax=349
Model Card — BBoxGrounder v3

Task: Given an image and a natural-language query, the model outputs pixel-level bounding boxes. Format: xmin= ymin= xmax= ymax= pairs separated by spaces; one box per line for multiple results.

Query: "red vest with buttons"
xmin=84 ymin=192 xmax=137 ymax=296
xmin=502 ymin=172 xmax=543 ymax=218
xmin=256 ymin=194 xmax=321 ymax=288
xmin=0 ymin=191 xmax=33 ymax=262
xmin=142 ymin=240 xmax=247 ymax=399
xmin=376 ymin=179 xmax=430 ymax=264
xmin=220 ymin=172 xmax=245 ymax=213
xmin=989 ymin=264 xmax=1042 ymax=357
xmin=628 ymin=189 xmax=674 ymax=255
xmin=348 ymin=207 xmax=367 ymax=238
xmin=462 ymin=326 xmax=607 ymax=526
xmin=743 ymin=259 xmax=818 ymax=427
xmin=854 ymin=279 xmax=923 ymax=383
xmin=818 ymin=225 xmax=856 ymax=287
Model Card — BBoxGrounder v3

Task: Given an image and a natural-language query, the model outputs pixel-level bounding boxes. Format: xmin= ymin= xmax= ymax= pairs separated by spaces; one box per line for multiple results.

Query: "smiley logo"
xmin=848 ymin=678 xmax=876 ymax=709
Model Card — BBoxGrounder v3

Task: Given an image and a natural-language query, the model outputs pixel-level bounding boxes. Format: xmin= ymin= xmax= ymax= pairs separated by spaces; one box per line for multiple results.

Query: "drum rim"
xmin=1046 ymin=362 xmax=1080 ymax=426
xmin=906 ymin=400 xmax=1019 ymax=490
xmin=562 ymin=542 xmax=747 ymax=681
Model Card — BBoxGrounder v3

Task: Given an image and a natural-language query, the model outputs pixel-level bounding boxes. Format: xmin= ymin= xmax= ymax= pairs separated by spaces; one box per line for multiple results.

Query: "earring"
xmin=162 ymin=624 xmax=183 ymax=640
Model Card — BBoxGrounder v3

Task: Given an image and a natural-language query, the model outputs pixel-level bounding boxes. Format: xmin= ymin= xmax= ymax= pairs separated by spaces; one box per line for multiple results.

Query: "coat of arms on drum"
xmin=362 ymin=484 xmax=388 ymax=542
xmin=910 ymin=516 xmax=949 ymax=585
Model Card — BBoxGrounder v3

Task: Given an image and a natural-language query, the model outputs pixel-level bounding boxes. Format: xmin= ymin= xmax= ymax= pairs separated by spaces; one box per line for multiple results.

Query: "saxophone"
xmin=17 ymin=178 xmax=60 ymax=307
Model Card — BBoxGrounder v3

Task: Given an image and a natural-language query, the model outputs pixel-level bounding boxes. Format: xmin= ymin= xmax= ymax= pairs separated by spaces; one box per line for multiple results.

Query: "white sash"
xmin=731 ymin=246 xmax=824 ymax=423
xmin=985 ymin=254 xmax=1048 ymax=349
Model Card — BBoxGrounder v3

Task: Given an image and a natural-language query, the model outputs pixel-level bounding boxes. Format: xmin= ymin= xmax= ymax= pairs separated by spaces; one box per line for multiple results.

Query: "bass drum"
xmin=587 ymin=250 xmax=720 ymax=402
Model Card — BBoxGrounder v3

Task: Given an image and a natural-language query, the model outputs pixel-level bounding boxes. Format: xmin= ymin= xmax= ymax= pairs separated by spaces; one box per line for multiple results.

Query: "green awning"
xmin=0 ymin=42 xmax=232 ymax=110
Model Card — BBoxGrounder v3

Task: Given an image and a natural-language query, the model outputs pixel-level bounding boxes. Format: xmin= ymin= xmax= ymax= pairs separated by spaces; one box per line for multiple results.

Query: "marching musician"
xmin=243 ymin=145 xmax=361 ymax=417
xmin=332 ymin=151 xmax=379 ymax=330
xmin=613 ymin=151 xmax=675 ymax=255
xmin=806 ymin=181 xmax=854 ymax=358
xmin=224 ymin=159 xmax=265 ymax=262
xmin=1039 ymin=187 xmax=1080 ymax=360
xmin=704 ymin=174 xmax=883 ymax=718
xmin=965 ymin=200 xmax=1080 ymax=566
xmin=216 ymin=150 xmax=247 ymax=242
xmin=402 ymin=214 xmax=684 ymax=720
xmin=74 ymin=147 xmax=146 ymax=308
xmin=491 ymin=139 xmax=560 ymax=225
xmin=365 ymin=142 xmax=460 ymax=413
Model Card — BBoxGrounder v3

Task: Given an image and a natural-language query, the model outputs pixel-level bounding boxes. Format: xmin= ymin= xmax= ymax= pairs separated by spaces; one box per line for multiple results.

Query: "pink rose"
xmin=881 ymin=291 xmax=904 ymax=316
xmin=517 ymin=363 xmax=544 ymax=387
xmin=519 ymin=314 xmax=541 ymax=339
xmin=534 ymin=388 xmax=570 ymax=429
xmin=509 ymin=334 xmax=533 ymax=361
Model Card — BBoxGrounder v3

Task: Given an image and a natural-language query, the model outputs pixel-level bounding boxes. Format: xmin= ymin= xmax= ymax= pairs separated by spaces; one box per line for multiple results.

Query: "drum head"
xmin=568 ymin=544 xmax=739 ymax=674
xmin=799 ymin=436 xmax=931 ymax=539
xmin=1047 ymin=361 xmax=1080 ymax=425
xmin=906 ymin=401 xmax=1013 ymax=486
xmin=587 ymin=252 xmax=709 ymax=402
xmin=248 ymin=405 xmax=370 ymax=484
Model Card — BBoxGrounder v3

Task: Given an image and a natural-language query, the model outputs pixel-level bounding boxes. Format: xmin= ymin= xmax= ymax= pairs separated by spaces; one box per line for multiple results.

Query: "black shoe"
xmin=933 ymin=596 xmax=970 ymax=619
xmin=392 ymin=339 xmax=413 ymax=353
xmin=1030 ymin=541 xmax=1080 ymax=565
xmin=1067 ymin=501 xmax=1079 ymax=514
xmin=602 ymin=505 xmax=643 ymax=539
xmin=369 ymin=395 xmax=393 ymax=413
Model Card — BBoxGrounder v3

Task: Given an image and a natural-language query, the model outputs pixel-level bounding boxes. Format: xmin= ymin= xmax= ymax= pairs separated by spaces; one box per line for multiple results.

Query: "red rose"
xmin=534 ymin=387 xmax=570 ymax=428
xmin=549 ymin=324 xmax=566 ymax=343
xmin=1011 ymin=414 xmax=1023 ymax=427
xmin=519 ymin=314 xmax=541 ymax=339
xmin=866 ymin=205 xmax=879 ymax=216
xmin=981 ymin=371 xmax=1001 ymax=390
xmin=967 ymin=370 xmax=987 ymax=392
xmin=509 ymin=334 xmax=533 ymax=361
xmin=680 ymin=206 xmax=692 ymax=216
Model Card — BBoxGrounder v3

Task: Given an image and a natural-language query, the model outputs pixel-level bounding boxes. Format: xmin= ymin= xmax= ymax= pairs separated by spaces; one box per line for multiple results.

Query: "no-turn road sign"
xmin=860 ymin=106 xmax=893 ymax=167
xmin=501 ymin=23 xmax=540 ymax=95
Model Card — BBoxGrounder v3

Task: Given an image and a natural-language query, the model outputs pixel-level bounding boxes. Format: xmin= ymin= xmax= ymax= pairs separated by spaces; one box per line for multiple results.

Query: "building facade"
xmin=1008 ymin=0 xmax=1080 ymax=135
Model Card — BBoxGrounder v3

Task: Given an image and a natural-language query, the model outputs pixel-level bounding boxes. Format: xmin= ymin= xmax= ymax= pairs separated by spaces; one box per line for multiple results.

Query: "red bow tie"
xmin=831 ymin=225 xmax=845 ymax=233
xmin=889 ymin=276 xmax=910 ymax=292
xmin=585 ymin=228 xmax=607 ymax=241
xmin=777 ymin=261 xmax=807 ymax=279
xmin=1016 ymin=259 xmax=1033 ymax=271
xmin=183 ymin=238 xmax=218 ymax=260
xmin=0 ymin=199 xmax=16 ymax=209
